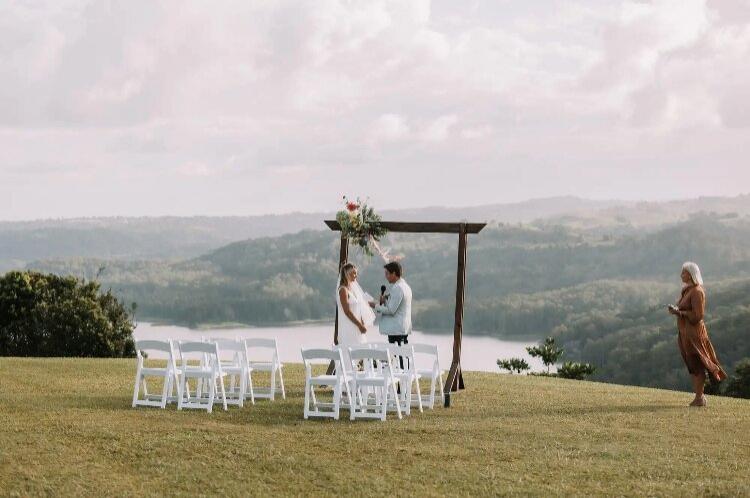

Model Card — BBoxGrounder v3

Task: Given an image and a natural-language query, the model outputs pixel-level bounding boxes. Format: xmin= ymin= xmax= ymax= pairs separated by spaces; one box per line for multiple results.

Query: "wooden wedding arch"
xmin=325 ymin=220 xmax=487 ymax=407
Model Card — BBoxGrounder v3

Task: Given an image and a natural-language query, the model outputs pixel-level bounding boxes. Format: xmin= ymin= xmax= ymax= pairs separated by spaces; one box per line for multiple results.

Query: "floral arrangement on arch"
xmin=336 ymin=196 xmax=388 ymax=257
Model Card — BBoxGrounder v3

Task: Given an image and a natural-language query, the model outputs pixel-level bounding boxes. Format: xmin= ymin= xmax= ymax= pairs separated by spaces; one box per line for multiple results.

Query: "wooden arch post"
xmin=325 ymin=220 xmax=486 ymax=407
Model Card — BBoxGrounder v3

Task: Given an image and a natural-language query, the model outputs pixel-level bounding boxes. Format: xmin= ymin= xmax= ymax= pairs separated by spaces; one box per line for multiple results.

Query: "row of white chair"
xmin=132 ymin=338 xmax=285 ymax=413
xmin=302 ymin=343 xmax=444 ymax=421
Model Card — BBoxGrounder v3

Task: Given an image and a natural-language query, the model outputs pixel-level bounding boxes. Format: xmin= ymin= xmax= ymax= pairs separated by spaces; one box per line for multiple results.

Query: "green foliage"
xmin=526 ymin=337 xmax=564 ymax=373
xmin=0 ymin=271 xmax=135 ymax=357
xmin=557 ymin=361 xmax=596 ymax=380
xmin=497 ymin=357 xmax=531 ymax=374
xmin=722 ymin=358 xmax=750 ymax=399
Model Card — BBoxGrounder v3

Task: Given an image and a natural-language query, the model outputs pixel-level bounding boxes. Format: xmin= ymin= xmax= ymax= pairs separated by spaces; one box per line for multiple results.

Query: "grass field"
xmin=1 ymin=358 xmax=749 ymax=497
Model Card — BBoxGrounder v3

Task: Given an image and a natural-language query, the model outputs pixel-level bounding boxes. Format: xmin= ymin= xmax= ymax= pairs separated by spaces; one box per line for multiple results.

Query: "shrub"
xmin=526 ymin=337 xmax=564 ymax=373
xmin=722 ymin=358 xmax=750 ymax=399
xmin=557 ymin=362 xmax=596 ymax=380
xmin=497 ymin=357 xmax=530 ymax=374
xmin=0 ymin=271 xmax=135 ymax=357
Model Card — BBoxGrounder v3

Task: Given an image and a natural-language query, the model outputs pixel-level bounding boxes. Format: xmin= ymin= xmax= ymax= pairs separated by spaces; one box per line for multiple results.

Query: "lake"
xmin=134 ymin=322 xmax=544 ymax=373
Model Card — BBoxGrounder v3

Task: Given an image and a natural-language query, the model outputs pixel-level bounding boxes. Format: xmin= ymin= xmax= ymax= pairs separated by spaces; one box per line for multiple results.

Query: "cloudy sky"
xmin=1 ymin=0 xmax=749 ymax=220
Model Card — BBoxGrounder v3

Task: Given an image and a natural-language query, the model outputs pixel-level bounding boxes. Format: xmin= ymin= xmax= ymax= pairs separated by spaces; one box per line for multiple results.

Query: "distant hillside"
xmin=5 ymin=194 xmax=750 ymax=271
xmin=28 ymin=213 xmax=750 ymax=331
xmin=553 ymin=278 xmax=750 ymax=392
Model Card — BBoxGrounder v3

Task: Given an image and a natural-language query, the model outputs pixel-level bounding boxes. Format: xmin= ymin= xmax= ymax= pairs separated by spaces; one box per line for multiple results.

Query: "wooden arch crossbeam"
xmin=325 ymin=220 xmax=487 ymax=407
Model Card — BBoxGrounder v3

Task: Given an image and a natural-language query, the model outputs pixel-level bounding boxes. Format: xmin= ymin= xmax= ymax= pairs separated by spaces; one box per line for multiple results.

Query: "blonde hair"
xmin=682 ymin=261 xmax=704 ymax=286
xmin=339 ymin=263 xmax=356 ymax=287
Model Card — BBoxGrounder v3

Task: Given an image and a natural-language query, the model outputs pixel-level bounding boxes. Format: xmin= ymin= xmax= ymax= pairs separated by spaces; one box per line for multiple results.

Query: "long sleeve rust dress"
xmin=676 ymin=284 xmax=727 ymax=381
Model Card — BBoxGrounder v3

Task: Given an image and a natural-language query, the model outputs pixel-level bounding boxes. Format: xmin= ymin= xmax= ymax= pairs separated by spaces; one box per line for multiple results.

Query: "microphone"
xmin=380 ymin=285 xmax=387 ymax=296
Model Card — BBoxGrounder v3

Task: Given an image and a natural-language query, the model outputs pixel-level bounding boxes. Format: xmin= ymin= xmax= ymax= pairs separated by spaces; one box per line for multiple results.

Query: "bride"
xmin=336 ymin=263 xmax=375 ymax=354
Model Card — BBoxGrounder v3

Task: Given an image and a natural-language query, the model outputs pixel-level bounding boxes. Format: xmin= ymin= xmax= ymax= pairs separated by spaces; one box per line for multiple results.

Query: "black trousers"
xmin=387 ymin=335 xmax=409 ymax=369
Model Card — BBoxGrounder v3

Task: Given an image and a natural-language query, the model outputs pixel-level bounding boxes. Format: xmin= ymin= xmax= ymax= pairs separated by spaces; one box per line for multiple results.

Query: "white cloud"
xmin=371 ymin=114 xmax=410 ymax=142
xmin=420 ymin=114 xmax=458 ymax=142
xmin=0 ymin=0 xmax=748 ymax=220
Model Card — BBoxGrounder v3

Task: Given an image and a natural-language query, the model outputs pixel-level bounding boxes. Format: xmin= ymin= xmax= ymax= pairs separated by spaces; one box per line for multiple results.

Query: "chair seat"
xmin=355 ymin=377 xmax=396 ymax=387
xmin=394 ymin=372 xmax=421 ymax=381
xmin=222 ymin=365 xmax=247 ymax=374
xmin=140 ymin=367 xmax=170 ymax=376
xmin=182 ymin=366 xmax=217 ymax=377
xmin=249 ymin=362 xmax=282 ymax=371
xmin=309 ymin=375 xmax=340 ymax=386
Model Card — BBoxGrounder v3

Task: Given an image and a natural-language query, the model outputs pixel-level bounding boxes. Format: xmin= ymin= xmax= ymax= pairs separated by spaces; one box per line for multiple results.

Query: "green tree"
xmin=0 ymin=271 xmax=135 ymax=357
xmin=557 ymin=362 xmax=596 ymax=380
xmin=722 ymin=358 xmax=750 ymax=399
xmin=526 ymin=337 xmax=564 ymax=374
xmin=497 ymin=357 xmax=531 ymax=374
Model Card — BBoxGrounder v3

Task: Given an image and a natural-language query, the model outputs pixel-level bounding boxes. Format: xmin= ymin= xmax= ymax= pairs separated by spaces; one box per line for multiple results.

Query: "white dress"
xmin=336 ymin=282 xmax=375 ymax=351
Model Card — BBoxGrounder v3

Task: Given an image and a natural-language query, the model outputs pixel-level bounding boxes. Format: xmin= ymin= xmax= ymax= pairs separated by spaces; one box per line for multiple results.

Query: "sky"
xmin=1 ymin=0 xmax=749 ymax=220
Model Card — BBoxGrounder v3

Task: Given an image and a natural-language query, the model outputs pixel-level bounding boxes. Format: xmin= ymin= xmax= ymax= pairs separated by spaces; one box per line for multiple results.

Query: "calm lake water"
xmin=134 ymin=322 xmax=544 ymax=373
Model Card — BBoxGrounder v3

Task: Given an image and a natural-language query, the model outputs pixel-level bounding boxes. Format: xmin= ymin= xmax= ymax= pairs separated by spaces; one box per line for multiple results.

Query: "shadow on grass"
xmin=47 ymin=391 xmax=441 ymax=427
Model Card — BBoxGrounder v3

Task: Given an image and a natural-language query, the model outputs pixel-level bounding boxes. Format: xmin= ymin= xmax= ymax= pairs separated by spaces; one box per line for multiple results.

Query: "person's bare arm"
xmin=339 ymin=288 xmax=367 ymax=333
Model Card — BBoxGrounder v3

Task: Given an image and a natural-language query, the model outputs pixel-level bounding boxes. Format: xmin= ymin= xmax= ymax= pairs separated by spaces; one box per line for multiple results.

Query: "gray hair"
xmin=682 ymin=261 xmax=704 ymax=286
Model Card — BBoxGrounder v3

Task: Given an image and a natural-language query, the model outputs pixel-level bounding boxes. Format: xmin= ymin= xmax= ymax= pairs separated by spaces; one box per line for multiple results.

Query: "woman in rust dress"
xmin=668 ymin=262 xmax=727 ymax=407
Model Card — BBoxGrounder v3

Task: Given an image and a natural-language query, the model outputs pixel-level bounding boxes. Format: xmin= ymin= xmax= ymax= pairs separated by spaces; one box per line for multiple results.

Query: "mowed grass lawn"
xmin=1 ymin=358 xmax=749 ymax=497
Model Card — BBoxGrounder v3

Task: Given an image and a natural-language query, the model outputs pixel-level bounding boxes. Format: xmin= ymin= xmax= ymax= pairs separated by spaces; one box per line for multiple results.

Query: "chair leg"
xmin=207 ymin=377 xmax=215 ymax=413
xmin=247 ymin=369 xmax=255 ymax=404
xmin=333 ymin=383 xmax=341 ymax=420
xmin=380 ymin=386 xmax=388 ymax=421
xmin=350 ymin=385 xmax=358 ymax=421
xmin=173 ymin=373 xmax=182 ymax=403
xmin=303 ymin=380 xmax=310 ymax=419
xmin=404 ymin=382 xmax=411 ymax=416
xmin=178 ymin=376 xmax=187 ymax=410
xmin=238 ymin=372 xmax=246 ymax=408
xmin=415 ymin=378 xmax=423 ymax=413
xmin=160 ymin=374 xmax=170 ymax=409
xmin=132 ymin=370 xmax=141 ymax=408
xmin=219 ymin=375 xmax=227 ymax=411
xmin=391 ymin=382 xmax=402 ymax=420
xmin=278 ymin=366 xmax=286 ymax=399
xmin=270 ymin=367 xmax=276 ymax=401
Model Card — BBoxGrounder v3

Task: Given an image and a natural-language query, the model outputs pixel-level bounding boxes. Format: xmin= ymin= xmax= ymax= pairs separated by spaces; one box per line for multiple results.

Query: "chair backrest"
xmin=411 ymin=343 xmax=440 ymax=371
xmin=135 ymin=340 xmax=177 ymax=369
xmin=179 ymin=341 xmax=219 ymax=356
xmin=301 ymin=348 xmax=344 ymax=377
xmin=135 ymin=340 xmax=173 ymax=355
xmin=388 ymin=344 xmax=416 ymax=374
xmin=244 ymin=338 xmax=279 ymax=362
xmin=301 ymin=348 xmax=340 ymax=362
xmin=349 ymin=347 xmax=388 ymax=362
xmin=207 ymin=338 xmax=244 ymax=362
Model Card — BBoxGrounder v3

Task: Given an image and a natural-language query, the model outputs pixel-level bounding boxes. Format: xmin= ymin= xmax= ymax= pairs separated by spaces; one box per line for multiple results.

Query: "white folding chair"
xmin=348 ymin=347 xmax=402 ymax=421
xmin=412 ymin=343 xmax=444 ymax=409
xmin=177 ymin=341 xmax=227 ymax=413
xmin=132 ymin=340 xmax=184 ymax=409
xmin=301 ymin=348 xmax=352 ymax=420
xmin=389 ymin=344 xmax=423 ymax=415
xmin=208 ymin=338 xmax=254 ymax=407
xmin=243 ymin=338 xmax=285 ymax=400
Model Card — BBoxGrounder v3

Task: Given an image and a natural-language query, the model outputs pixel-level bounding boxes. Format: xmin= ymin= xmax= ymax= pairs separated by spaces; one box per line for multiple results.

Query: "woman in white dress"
xmin=336 ymin=263 xmax=375 ymax=356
